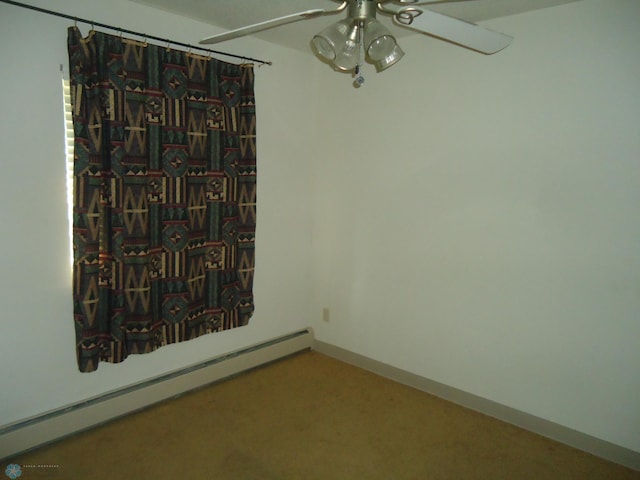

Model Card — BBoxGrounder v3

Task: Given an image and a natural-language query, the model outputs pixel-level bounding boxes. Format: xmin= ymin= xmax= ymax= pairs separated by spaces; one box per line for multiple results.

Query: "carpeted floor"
xmin=6 ymin=351 xmax=640 ymax=479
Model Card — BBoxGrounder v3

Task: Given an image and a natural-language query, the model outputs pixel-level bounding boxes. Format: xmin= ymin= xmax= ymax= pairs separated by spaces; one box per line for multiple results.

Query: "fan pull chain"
xmin=353 ymin=20 xmax=365 ymax=88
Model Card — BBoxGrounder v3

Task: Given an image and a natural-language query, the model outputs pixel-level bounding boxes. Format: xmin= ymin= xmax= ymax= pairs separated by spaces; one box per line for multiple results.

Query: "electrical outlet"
xmin=322 ymin=308 xmax=330 ymax=323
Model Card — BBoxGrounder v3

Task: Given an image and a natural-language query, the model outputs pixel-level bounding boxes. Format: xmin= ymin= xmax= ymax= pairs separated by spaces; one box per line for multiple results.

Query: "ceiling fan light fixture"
xmin=200 ymin=0 xmax=514 ymax=82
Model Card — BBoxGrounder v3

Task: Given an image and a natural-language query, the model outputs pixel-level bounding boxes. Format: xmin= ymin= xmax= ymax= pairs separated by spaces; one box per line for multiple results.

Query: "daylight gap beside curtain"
xmin=68 ymin=26 xmax=257 ymax=372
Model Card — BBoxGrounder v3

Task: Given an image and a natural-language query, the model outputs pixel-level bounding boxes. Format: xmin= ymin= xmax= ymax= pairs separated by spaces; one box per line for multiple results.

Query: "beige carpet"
xmin=7 ymin=351 xmax=640 ymax=479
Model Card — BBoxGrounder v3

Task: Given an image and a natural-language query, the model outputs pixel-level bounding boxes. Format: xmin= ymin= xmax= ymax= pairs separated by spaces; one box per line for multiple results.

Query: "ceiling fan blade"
xmin=200 ymin=9 xmax=329 ymax=45
xmin=393 ymin=9 xmax=512 ymax=54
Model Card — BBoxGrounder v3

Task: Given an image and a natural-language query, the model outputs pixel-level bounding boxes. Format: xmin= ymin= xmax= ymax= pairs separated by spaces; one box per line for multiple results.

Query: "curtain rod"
xmin=1 ymin=0 xmax=272 ymax=66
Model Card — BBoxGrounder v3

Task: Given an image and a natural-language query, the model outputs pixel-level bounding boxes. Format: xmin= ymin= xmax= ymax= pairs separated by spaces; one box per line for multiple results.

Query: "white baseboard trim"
xmin=0 ymin=329 xmax=314 ymax=461
xmin=313 ymin=340 xmax=640 ymax=472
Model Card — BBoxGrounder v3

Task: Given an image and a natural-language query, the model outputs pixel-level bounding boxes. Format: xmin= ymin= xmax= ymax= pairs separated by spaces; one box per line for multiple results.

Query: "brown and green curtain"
xmin=68 ymin=27 xmax=257 ymax=372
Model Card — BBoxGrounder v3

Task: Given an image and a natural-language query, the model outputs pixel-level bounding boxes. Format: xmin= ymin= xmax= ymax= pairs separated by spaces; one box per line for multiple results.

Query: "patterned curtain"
xmin=67 ymin=27 xmax=257 ymax=372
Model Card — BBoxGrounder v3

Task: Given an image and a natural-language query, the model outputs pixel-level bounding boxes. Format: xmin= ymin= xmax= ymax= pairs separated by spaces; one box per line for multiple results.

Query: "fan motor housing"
xmin=347 ymin=0 xmax=377 ymax=21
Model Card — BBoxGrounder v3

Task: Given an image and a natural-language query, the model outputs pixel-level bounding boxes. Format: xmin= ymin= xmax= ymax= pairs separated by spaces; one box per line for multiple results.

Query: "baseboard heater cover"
xmin=0 ymin=329 xmax=314 ymax=461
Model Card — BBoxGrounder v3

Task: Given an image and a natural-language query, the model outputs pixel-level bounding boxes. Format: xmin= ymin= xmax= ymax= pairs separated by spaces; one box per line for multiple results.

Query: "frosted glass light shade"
xmin=312 ymin=36 xmax=335 ymax=60
xmin=375 ymin=44 xmax=405 ymax=72
xmin=312 ymin=19 xmax=353 ymax=61
xmin=363 ymin=18 xmax=398 ymax=62
xmin=333 ymin=23 xmax=360 ymax=71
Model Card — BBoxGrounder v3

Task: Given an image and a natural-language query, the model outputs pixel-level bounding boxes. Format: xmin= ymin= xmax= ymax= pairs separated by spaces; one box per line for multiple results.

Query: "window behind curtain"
xmin=63 ymin=78 xmax=74 ymax=267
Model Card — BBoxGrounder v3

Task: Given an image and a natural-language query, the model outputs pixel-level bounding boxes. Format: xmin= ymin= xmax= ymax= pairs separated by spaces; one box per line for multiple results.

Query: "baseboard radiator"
xmin=0 ymin=329 xmax=314 ymax=461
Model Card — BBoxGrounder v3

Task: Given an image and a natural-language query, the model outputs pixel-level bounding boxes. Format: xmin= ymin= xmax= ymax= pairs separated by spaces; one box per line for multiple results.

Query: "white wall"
xmin=311 ymin=0 xmax=640 ymax=453
xmin=0 ymin=0 xmax=316 ymax=425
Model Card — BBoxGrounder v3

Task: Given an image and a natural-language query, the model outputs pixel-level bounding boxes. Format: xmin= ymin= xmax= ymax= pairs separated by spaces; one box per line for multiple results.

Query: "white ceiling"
xmin=130 ymin=0 xmax=581 ymax=52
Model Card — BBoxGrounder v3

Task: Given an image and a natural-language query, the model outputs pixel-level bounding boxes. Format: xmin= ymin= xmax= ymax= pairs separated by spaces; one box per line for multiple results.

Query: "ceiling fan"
xmin=199 ymin=0 xmax=512 ymax=85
